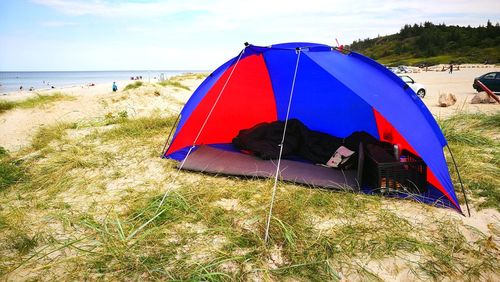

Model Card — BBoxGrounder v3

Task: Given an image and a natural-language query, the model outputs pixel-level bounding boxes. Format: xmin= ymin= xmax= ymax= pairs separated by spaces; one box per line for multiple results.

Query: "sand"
xmin=0 ymin=78 xmax=201 ymax=151
xmin=410 ymin=65 xmax=500 ymax=118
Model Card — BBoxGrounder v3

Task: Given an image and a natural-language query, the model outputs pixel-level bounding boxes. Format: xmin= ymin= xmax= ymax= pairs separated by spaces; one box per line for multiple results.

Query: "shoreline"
xmin=1 ymin=79 xmax=155 ymax=96
xmin=0 ymin=70 xmax=209 ymax=95
xmin=0 ymin=79 xmax=150 ymax=101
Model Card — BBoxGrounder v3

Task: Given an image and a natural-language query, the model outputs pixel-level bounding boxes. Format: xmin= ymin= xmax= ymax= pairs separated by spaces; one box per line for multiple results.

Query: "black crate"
xmin=363 ymin=147 xmax=427 ymax=194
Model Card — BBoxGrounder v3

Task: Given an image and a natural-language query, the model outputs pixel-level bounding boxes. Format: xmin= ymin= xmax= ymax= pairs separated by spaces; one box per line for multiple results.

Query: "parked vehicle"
xmin=473 ymin=72 xmax=500 ymax=93
xmin=398 ymin=66 xmax=413 ymax=73
xmin=388 ymin=67 xmax=399 ymax=74
xmin=398 ymin=75 xmax=426 ymax=98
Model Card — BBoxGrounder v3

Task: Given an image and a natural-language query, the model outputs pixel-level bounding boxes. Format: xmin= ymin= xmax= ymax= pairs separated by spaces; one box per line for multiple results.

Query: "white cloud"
xmin=31 ymin=1 xmax=500 ymax=39
xmin=32 ymin=0 xmax=498 ymax=20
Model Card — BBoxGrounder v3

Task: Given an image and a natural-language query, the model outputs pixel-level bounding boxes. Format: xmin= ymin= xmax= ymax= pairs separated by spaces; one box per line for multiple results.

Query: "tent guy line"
xmin=156 ymin=48 xmax=246 ymax=212
xmin=265 ymin=48 xmax=302 ymax=243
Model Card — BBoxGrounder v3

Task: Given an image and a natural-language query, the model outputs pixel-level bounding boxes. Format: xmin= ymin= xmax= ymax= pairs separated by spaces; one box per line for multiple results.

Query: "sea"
xmin=0 ymin=70 xmax=208 ymax=94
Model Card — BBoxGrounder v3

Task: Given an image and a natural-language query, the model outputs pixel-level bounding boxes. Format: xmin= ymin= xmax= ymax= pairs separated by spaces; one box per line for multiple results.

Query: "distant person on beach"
xmin=19 ymin=86 xmax=23 ymax=91
xmin=112 ymin=82 xmax=118 ymax=92
xmin=449 ymin=64 xmax=453 ymax=74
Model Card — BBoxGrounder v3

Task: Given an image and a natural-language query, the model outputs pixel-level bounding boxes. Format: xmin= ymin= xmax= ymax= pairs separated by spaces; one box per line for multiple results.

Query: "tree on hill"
xmin=348 ymin=21 xmax=500 ymax=65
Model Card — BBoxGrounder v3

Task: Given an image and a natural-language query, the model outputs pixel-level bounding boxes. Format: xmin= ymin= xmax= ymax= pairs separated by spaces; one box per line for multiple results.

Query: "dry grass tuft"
xmin=157 ymin=80 xmax=190 ymax=91
xmin=439 ymin=112 xmax=500 ymax=210
xmin=123 ymin=81 xmax=143 ymax=91
xmin=0 ymin=92 xmax=74 ymax=114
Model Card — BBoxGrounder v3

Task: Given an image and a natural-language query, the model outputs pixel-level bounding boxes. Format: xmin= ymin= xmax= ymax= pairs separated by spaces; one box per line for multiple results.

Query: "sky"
xmin=0 ymin=0 xmax=499 ymax=71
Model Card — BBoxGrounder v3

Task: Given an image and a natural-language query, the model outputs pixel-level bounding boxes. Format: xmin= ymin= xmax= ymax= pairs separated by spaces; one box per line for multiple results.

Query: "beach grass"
xmin=30 ymin=123 xmax=75 ymax=151
xmin=157 ymin=72 xmax=209 ymax=91
xmin=0 ymin=147 xmax=24 ymax=189
xmin=170 ymin=72 xmax=209 ymax=81
xmin=123 ymin=81 xmax=143 ymax=91
xmin=0 ymin=92 xmax=74 ymax=114
xmin=0 ymin=111 xmax=499 ymax=280
xmin=16 ymin=92 xmax=74 ymax=109
xmin=157 ymin=80 xmax=190 ymax=91
xmin=0 ymin=101 xmax=16 ymax=113
xmin=439 ymin=112 xmax=500 ymax=211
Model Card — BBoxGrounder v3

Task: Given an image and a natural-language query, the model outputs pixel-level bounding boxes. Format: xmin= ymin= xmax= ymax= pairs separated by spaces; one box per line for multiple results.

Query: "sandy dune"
xmin=1 ymin=67 xmax=499 ymax=152
xmin=0 ymin=79 xmax=201 ymax=151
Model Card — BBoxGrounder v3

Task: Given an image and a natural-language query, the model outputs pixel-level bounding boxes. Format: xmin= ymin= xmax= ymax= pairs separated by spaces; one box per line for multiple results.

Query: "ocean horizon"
xmin=0 ymin=70 xmax=209 ymax=94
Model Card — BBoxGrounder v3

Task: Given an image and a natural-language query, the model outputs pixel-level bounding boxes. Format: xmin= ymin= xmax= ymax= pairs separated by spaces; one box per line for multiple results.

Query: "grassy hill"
xmin=348 ymin=21 xmax=500 ymax=66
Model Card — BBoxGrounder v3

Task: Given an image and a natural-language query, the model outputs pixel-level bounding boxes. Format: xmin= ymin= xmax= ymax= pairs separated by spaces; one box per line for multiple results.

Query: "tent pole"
xmin=160 ymin=112 xmax=181 ymax=157
xmin=264 ymin=48 xmax=302 ymax=244
xmin=446 ymin=144 xmax=471 ymax=217
xmin=156 ymin=47 xmax=247 ymax=212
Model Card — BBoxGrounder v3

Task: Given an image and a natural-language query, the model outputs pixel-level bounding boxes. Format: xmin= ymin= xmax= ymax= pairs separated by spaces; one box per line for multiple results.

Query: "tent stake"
xmin=264 ymin=48 xmax=302 ymax=243
xmin=446 ymin=144 xmax=470 ymax=217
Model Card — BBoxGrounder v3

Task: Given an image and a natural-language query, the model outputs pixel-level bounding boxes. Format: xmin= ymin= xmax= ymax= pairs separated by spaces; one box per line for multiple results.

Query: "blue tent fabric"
xmin=264 ymin=49 xmax=380 ymax=139
xmin=303 ymin=51 xmax=458 ymax=207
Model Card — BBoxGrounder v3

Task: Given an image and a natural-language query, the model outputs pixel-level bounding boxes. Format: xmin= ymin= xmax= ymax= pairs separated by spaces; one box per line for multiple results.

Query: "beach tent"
xmin=163 ymin=42 xmax=465 ymax=213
